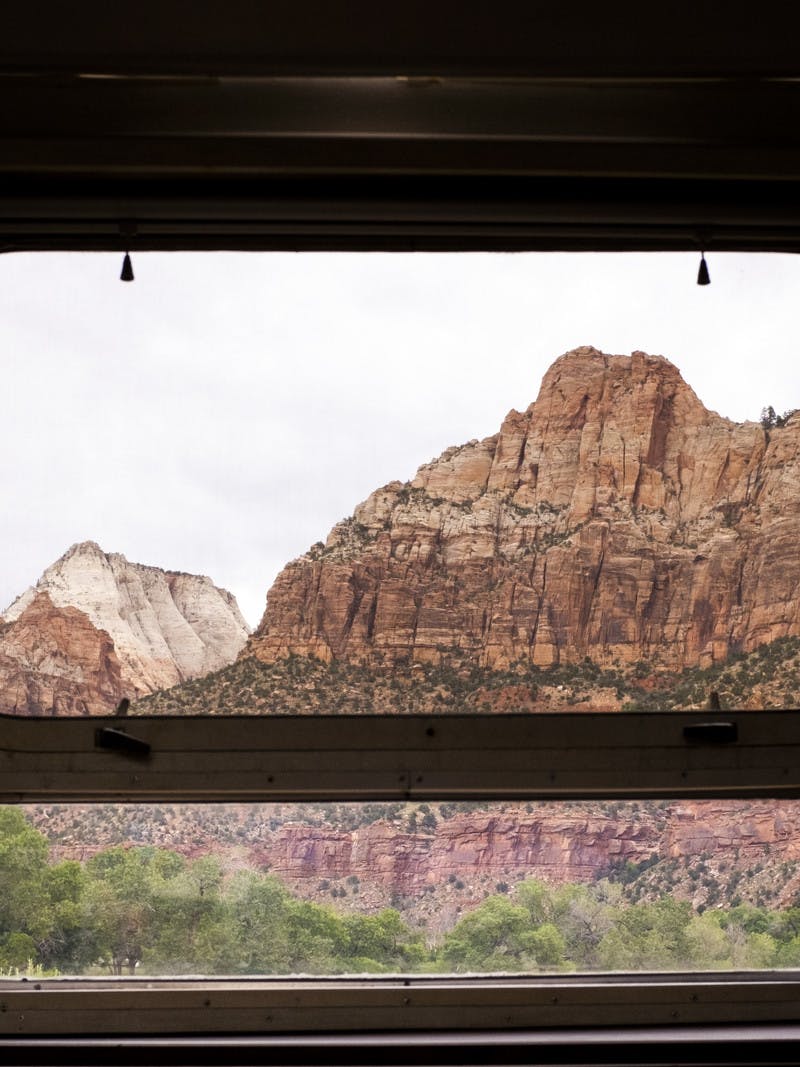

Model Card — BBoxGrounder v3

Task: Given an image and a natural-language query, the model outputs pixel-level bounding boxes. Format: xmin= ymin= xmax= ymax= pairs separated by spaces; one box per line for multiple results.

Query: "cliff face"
xmin=263 ymin=809 xmax=662 ymax=891
xmin=263 ymin=801 xmax=800 ymax=896
xmin=0 ymin=592 xmax=123 ymax=715
xmin=250 ymin=347 xmax=800 ymax=671
xmin=1 ymin=542 xmax=250 ymax=710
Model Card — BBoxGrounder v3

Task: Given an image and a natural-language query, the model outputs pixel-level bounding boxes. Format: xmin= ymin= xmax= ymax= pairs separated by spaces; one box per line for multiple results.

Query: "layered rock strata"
xmin=0 ymin=592 xmax=123 ymax=715
xmin=32 ymin=800 xmax=800 ymax=904
xmin=263 ymin=808 xmax=661 ymax=890
xmin=250 ymin=347 xmax=800 ymax=671
xmin=264 ymin=801 xmax=800 ymax=894
xmin=1 ymin=542 xmax=249 ymax=710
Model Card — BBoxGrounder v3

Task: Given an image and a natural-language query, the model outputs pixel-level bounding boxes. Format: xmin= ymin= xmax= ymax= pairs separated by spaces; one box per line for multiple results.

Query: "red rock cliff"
xmin=0 ymin=592 xmax=123 ymax=715
xmin=250 ymin=347 xmax=798 ymax=670
xmin=35 ymin=800 xmax=800 ymax=911
xmin=263 ymin=809 xmax=662 ymax=892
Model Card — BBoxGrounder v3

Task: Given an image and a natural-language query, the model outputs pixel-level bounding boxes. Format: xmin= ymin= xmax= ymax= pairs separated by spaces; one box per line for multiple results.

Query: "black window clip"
xmin=683 ymin=721 xmax=738 ymax=745
xmin=94 ymin=727 xmax=151 ymax=759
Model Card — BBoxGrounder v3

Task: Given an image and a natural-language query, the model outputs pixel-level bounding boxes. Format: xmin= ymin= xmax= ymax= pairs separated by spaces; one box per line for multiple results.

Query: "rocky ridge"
xmin=249 ymin=347 xmax=800 ymax=673
xmin=1 ymin=542 xmax=250 ymax=712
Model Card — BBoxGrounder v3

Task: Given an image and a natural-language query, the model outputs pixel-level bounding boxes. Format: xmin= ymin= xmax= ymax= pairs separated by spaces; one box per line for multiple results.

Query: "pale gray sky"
xmin=2 ymin=251 xmax=798 ymax=628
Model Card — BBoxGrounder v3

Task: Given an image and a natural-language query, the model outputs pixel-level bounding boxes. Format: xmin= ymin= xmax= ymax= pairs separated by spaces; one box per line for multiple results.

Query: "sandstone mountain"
xmin=1 ymin=542 xmax=249 ymax=713
xmin=249 ymin=347 xmax=800 ymax=674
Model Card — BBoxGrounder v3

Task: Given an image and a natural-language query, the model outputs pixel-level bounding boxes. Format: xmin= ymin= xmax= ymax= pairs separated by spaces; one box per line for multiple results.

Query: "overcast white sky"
xmin=2 ymin=251 xmax=799 ymax=628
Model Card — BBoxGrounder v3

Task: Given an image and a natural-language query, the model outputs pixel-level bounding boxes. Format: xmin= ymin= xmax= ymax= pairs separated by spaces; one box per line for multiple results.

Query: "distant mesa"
xmin=0 ymin=542 xmax=249 ymax=715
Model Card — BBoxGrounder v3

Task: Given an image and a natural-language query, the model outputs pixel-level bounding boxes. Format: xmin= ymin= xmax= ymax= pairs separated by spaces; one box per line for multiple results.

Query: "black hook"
xmin=697 ymin=253 xmax=710 ymax=286
xmin=120 ymin=252 xmax=134 ymax=282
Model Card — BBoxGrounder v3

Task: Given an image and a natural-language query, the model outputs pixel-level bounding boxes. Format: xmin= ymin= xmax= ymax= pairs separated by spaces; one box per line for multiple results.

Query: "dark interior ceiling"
xmin=3 ymin=4 xmax=800 ymax=252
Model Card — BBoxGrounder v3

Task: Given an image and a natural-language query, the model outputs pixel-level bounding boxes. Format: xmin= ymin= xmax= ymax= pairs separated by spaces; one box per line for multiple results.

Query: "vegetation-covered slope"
xmin=135 ymin=635 xmax=800 ymax=715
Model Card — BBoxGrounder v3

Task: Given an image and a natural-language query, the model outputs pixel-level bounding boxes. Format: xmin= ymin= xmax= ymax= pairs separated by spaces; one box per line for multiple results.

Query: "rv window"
xmin=2 ymin=251 xmax=800 ymax=1035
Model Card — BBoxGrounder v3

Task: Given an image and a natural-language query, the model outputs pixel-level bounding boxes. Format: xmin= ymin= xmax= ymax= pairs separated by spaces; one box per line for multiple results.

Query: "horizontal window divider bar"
xmin=4 ymin=711 xmax=799 ymax=749
xmin=1 ymin=712 xmax=799 ymax=801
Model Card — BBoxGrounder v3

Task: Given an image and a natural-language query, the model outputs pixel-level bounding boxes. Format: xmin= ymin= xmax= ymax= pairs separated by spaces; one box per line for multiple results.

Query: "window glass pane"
xmin=4 ymin=800 xmax=800 ymax=977
xmin=2 ymin=252 xmax=799 ymax=718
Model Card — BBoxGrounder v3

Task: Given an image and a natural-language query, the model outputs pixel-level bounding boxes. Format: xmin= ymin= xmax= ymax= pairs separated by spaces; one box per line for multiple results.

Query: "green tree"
xmin=440 ymin=895 xmax=531 ymax=971
xmin=0 ymin=808 xmax=50 ymax=934
xmin=515 ymin=880 xmax=551 ymax=925
xmin=37 ymin=860 xmax=93 ymax=973
xmin=227 ymin=871 xmax=293 ymax=973
xmin=83 ymin=846 xmax=191 ymax=974
xmin=341 ymin=908 xmax=423 ymax=972
xmin=775 ymin=935 xmax=800 ymax=967
xmin=685 ymin=911 xmax=731 ymax=970
xmin=553 ymin=882 xmax=616 ymax=969
xmin=143 ymin=855 xmax=237 ymax=975
xmin=597 ymin=898 xmax=692 ymax=971
xmin=0 ymin=932 xmax=38 ymax=971
xmin=523 ymin=922 xmax=566 ymax=969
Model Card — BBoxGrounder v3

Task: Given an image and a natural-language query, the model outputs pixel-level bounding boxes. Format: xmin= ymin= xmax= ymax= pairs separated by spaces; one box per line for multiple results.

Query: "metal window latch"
xmin=94 ymin=727 xmax=151 ymax=758
xmin=683 ymin=721 xmax=738 ymax=745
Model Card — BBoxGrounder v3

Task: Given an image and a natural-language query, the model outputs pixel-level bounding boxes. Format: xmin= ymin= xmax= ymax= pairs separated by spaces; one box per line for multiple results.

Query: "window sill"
xmin=2 ymin=973 xmax=800 ymax=1035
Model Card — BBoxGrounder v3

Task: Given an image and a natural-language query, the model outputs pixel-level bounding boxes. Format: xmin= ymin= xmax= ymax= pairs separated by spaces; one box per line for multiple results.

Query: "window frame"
xmin=1 ymin=6 xmax=799 ymax=1055
xmin=3 ymin=710 xmax=800 ymax=1036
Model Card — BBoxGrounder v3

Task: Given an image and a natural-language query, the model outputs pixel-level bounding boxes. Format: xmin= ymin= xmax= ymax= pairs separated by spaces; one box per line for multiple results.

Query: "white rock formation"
xmin=3 ymin=542 xmax=250 ymax=696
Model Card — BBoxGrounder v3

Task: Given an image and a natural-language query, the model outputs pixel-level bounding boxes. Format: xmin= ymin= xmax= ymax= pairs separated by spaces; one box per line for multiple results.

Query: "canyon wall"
xmin=32 ymin=800 xmax=800 ymax=910
xmin=263 ymin=802 xmax=800 ymax=893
